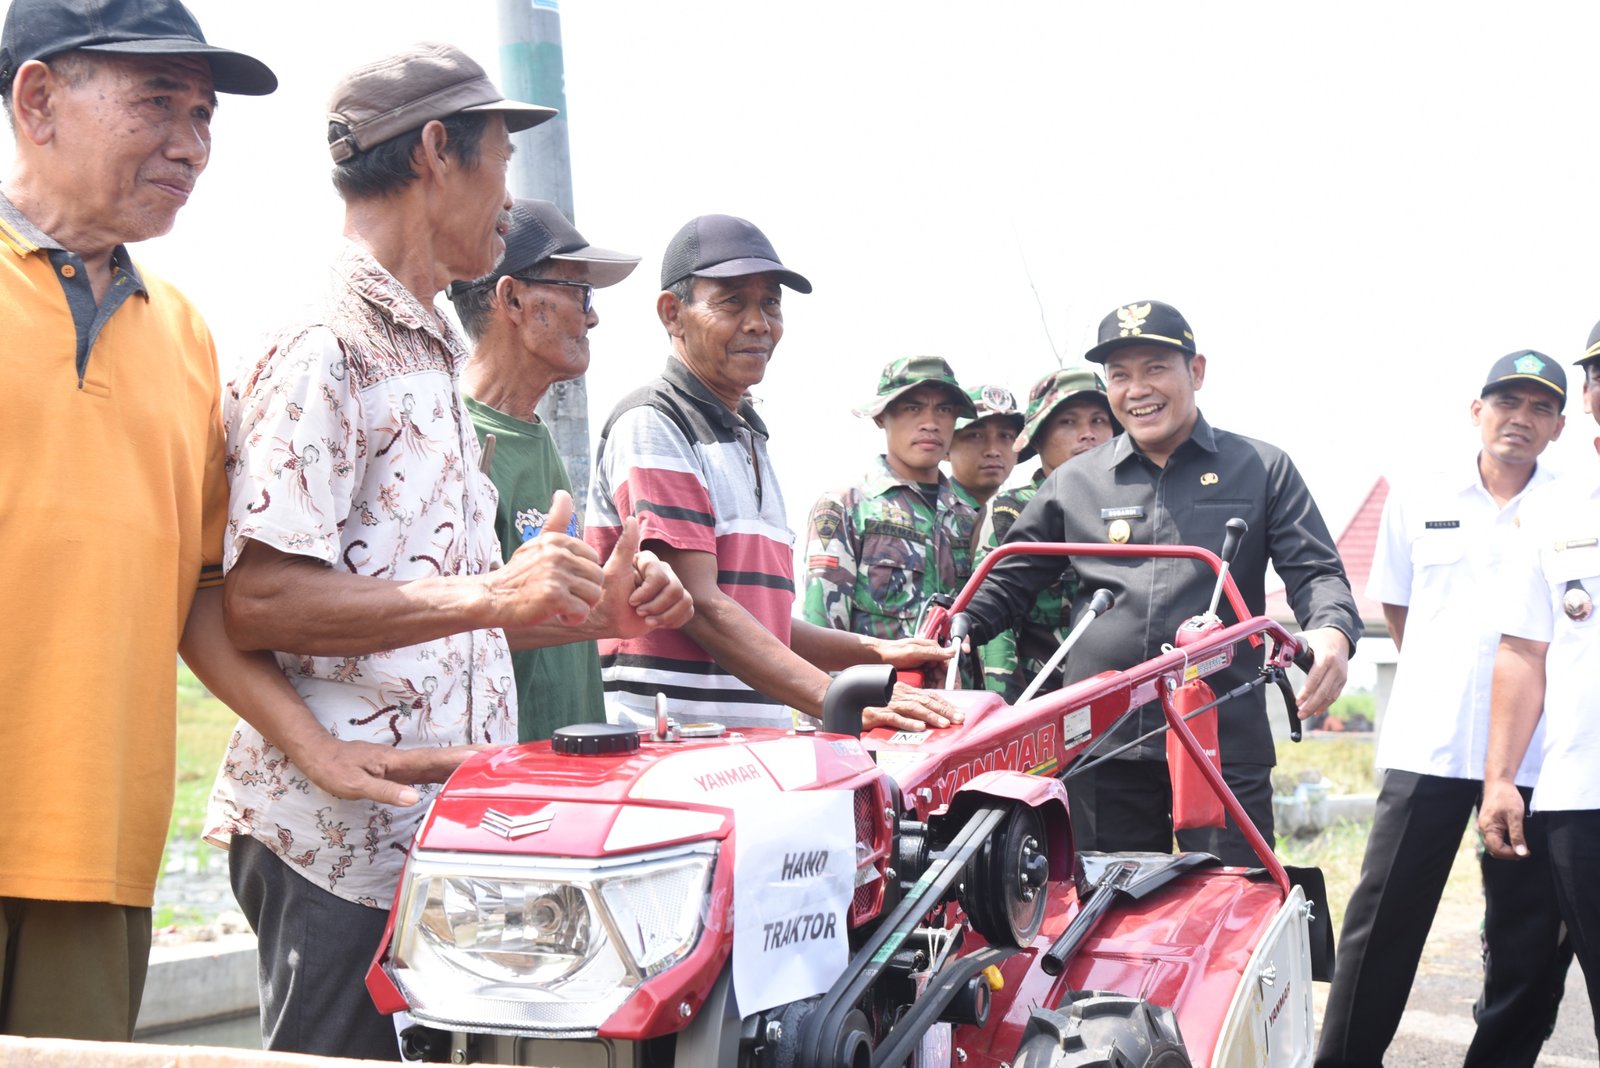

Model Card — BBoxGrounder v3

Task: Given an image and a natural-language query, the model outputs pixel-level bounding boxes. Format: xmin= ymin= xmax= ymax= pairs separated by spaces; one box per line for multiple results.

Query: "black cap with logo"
xmin=1084 ymin=300 xmax=1196 ymax=364
xmin=1482 ymin=350 xmax=1565 ymax=407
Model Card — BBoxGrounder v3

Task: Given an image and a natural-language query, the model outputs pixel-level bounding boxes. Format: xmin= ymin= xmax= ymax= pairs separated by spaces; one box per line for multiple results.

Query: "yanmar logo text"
xmin=1267 ymin=981 xmax=1292 ymax=1026
xmin=931 ymin=724 xmax=1058 ymax=805
xmin=694 ymin=763 xmax=763 ymax=791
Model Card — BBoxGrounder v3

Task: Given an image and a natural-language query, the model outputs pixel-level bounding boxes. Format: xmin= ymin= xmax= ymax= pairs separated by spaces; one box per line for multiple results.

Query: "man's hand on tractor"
xmin=863 ymin=681 xmax=964 ymax=732
xmin=1479 ymin=779 xmax=1531 ymax=859
xmin=865 ymin=635 xmax=957 ymax=669
xmin=291 ymin=732 xmax=488 ymax=808
xmin=1294 ymin=626 xmax=1350 ymax=719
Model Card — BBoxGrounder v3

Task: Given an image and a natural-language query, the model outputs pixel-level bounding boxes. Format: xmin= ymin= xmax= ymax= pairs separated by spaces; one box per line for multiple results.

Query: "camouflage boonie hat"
xmin=852 ymin=356 xmax=977 ymax=419
xmin=1015 ymin=366 xmax=1117 ymax=461
xmin=954 ymin=383 xmax=1023 ymax=432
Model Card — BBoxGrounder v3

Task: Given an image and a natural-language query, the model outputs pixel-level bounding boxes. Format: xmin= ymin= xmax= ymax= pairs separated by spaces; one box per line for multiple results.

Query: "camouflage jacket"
xmin=977 ymin=471 xmax=1079 ymax=700
xmin=803 ymin=456 xmax=978 ymax=640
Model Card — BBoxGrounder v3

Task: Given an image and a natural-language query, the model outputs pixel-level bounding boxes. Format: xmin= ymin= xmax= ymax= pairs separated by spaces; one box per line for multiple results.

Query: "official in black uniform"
xmin=963 ymin=301 xmax=1360 ymax=864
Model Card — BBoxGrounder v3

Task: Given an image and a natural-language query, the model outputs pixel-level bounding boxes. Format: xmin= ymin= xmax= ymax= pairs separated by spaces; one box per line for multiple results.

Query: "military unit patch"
xmin=814 ymin=506 xmax=844 ymax=543
xmin=981 ymin=385 xmax=1017 ymax=411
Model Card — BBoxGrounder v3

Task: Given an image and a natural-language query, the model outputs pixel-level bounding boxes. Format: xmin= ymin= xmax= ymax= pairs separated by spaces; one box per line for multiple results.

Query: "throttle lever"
xmin=1206 ymin=518 xmax=1249 ymax=618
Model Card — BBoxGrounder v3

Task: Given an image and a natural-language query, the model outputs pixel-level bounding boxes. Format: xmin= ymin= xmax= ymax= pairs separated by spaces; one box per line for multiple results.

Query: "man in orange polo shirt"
xmin=0 ymin=0 xmax=469 ymax=1042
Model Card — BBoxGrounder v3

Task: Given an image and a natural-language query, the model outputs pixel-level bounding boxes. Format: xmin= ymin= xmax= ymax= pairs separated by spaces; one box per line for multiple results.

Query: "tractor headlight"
xmin=389 ymin=842 xmax=716 ymax=1036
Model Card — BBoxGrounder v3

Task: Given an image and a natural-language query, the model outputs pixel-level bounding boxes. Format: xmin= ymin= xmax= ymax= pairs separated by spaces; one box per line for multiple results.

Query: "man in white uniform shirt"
xmin=1318 ymin=351 xmax=1569 ymax=1068
xmin=1482 ymin=329 xmax=1600 ymax=1044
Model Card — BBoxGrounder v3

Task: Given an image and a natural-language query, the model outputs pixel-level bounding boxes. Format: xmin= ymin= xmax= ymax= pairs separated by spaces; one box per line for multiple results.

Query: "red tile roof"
xmin=1264 ymin=476 xmax=1389 ymax=636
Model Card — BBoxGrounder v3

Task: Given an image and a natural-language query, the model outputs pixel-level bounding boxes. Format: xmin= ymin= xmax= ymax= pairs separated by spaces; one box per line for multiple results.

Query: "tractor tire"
xmin=1011 ymin=993 xmax=1191 ymax=1068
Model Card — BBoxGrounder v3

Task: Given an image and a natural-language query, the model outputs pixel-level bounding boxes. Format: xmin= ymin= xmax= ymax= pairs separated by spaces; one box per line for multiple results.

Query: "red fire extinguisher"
xmin=1167 ymin=675 xmax=1225 ymax=830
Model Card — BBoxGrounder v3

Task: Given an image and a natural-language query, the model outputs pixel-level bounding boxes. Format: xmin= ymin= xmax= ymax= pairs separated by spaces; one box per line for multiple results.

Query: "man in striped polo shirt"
xmin=587 ymin=214 xmax=959 ymax=732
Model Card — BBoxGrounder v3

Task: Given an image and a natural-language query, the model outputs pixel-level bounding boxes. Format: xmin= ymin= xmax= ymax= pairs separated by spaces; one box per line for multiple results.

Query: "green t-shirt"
xmin=466 ymin=396 xmax=607 ymax=741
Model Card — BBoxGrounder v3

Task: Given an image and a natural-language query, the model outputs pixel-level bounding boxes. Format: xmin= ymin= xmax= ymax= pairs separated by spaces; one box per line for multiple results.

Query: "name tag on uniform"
xmin=1555 ymin=537 xmax=1600 ymax=551
xmin=1100 ymin=506 xmax=1146 ymax=520
xmin=1423 ymin=520 xmax=1460 ymax=529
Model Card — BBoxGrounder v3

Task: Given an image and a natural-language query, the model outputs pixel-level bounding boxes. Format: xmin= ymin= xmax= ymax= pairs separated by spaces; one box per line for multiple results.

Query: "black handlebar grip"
xmin=948 ymin=612 xmax=971 ymax=644
xmin=1290 ymin=632 xmax=1315 ymax=674
xmin=1219 ymin=518 xmax=1248 ymax=566
xmin=1087 ymin=588 xmax=1115 ymax=616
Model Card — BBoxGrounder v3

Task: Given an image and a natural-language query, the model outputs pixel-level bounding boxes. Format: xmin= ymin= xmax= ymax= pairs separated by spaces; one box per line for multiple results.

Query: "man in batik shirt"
xmin=207 ymin=45 xmax=605 ymax=1060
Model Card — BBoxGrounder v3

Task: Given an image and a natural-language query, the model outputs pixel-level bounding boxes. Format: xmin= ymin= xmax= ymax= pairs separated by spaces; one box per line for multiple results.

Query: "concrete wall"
xmin=0 ymin=1035 xmax=394 ymax=1067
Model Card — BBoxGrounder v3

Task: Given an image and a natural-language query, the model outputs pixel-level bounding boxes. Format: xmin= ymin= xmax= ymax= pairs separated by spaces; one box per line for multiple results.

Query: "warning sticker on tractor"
xmin=1183 ymin=653 xmax=1228 ymax=681
xmin=733 ymin=791 xmax=854 ymax=1014
xmin=886 ymin=730 xmax=933 ymax=745
xmin=871 ymin=751 xmax=922 ymax=782
xmin=1062 ymin=706 xmax=1091 ymax=749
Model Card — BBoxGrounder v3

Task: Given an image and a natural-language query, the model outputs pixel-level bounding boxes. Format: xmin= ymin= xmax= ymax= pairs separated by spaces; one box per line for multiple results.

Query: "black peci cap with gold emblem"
xmin=1578 ymin=320 xmax=1600 ymax=369
xmin=1084 ymin=300 xmax=1197 ymax=364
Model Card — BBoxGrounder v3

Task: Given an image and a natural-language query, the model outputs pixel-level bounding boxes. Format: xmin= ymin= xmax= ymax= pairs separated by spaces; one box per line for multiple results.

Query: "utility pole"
xmin=497 ymin=0 xmax=592 ymax=513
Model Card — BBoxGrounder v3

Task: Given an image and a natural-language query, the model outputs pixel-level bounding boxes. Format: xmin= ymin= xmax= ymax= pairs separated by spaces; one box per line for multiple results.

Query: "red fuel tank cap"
xmin=551 ymin=722 xmax=642 ymax=756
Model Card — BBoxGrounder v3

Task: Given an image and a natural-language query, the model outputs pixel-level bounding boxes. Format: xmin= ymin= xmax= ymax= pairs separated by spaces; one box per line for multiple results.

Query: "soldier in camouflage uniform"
xmin=803 ymin=356 xmax=980 ymax=639
xmin=979 ymin=366 xmax=1118 ymax=699
xmin=949 ymin=384 xmax=1024 ymax=519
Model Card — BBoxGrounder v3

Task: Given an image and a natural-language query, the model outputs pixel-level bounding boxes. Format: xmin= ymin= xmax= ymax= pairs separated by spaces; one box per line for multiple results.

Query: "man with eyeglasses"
xmin=450 ymin=199 xmax=692 ymax=742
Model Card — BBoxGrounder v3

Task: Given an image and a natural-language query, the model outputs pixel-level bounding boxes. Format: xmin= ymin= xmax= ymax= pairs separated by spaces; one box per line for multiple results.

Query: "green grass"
xmin=173 ymin=664 xmax=237 ymax=834
xmin=1273 ymin=732 xmax=1380 ymax=796
xmin=1273 ymin=732 xmax=1484 ymax=940
xmin=159 ymin=664 xmax=238 ymax=926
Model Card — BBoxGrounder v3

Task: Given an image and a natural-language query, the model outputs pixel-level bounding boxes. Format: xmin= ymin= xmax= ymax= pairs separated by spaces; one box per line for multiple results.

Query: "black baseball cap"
xmin=448 ymin=199 xmax=639 ymax=301
xmin=1084 ymin=300 xmax=1196 ymax=364
xmin=0 ymin=0 xmax=277 ymax=96
xmin=660 ymin=214 xmax=812 ymax=293
xmin=1578 ymin=320 xmax=1600 ymax=369
xmin=1482 ymin=350 xmax=1565 ymax=406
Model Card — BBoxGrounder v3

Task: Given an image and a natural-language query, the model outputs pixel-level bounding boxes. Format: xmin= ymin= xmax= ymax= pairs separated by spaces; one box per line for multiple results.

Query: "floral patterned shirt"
xmin=205 ymin=242 xmax=514 ymax=907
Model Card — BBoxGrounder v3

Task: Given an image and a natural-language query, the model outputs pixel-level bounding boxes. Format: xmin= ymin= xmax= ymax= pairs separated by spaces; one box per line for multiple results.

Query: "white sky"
xmin=7 ymin=0 xmax=1599 ymax=578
